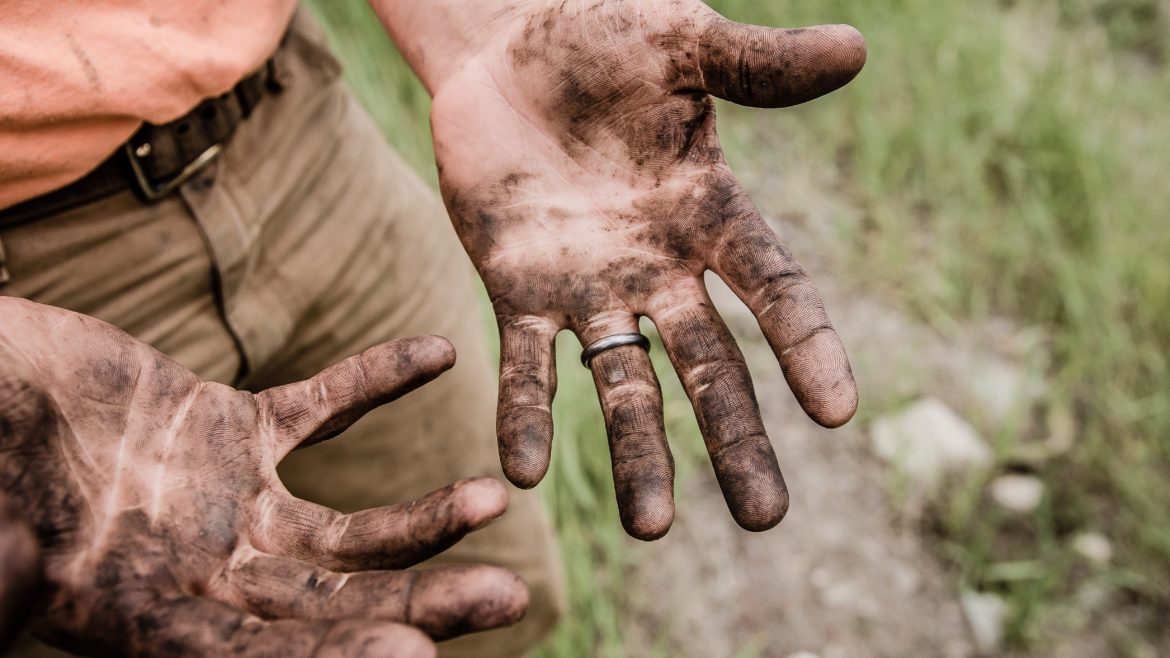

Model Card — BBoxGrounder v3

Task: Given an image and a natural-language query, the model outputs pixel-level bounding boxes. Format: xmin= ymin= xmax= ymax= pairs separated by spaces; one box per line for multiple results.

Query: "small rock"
xmin=871 ymin=398 xmax=993 ymax=489
xmin=989 ymin=474 xmax=1045 ymax=513
xmin=967 ymin=358 xmax=1044 ymax=425
xmin=1073 ymin=532 xmax=1113 ymax=565
xmin=822 ymin=582 xmax=857 ymax=608
xmin=787 ymin=652 xmax=821 ymax=658
xmin=961 ymin=590 xmax=1006 ymax=655
xmin=891 ymin=564 xmax=921 ymax=594
xmin=1075 ymin=581 xmax=1112 ymax=611
xmin=809 ymin=567 xmax=833 ymax=590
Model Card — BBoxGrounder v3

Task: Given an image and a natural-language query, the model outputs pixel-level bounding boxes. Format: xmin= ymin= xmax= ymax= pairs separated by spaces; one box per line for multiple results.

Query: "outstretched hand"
xmin=0 ymin=298 xmax=527 ymax=658
xmin=430 ymin=0 xmax=864 ymax=538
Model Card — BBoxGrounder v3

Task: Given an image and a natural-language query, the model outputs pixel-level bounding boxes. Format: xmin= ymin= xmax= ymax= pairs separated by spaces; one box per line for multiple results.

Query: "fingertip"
xmin=413 ymin=566 xmax=530 ymax=638
xmin=827 ymin=23 xmax=868 ymax=77
xmin=712 ymin=438 xmax=790 ymax=531
xmin=810 ymin=381 xmax=859 ymax=429
xmin=621 ymin=499 xmax=674 ymax=542
xmin=731 ymin=484 xmax=790 ymax=532
xmin=497 ymin=414 xmax=553 ymax=489
xmin=788 ymin=23 xmax=867 ymax=96
xmin=502 ymin=463 xmax=545 ymax=490
xmin=613 ymin=464 xmax=675 ymax=541
xmin=363 ymin=335 xmax=456 ymax=385
xmin=489 ymin=567 xmax=530 ymax=627
xmin=417 ymin=334 xmax=457 ymax=373
xmin=455 ymin=478 xmax=510 ymax=530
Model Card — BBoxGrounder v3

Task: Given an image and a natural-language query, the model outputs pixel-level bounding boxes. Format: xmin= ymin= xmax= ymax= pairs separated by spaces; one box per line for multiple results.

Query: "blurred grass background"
xmin=305 ymin=0 xmax=1169 ymax=654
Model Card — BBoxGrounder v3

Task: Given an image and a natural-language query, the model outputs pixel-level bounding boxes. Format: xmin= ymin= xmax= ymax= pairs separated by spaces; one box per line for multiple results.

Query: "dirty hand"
xmin=0 ymin=492 xmax=40 ymax=653
xmin=410 ymin=0 xmax=866 ymax=540
xmin=0 ymin=297 xmax=527 ymax=657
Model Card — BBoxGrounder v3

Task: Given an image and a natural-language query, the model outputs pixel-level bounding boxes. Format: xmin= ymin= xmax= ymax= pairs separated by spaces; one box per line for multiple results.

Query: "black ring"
xmin=580 ymin=333 xmax=651 ymax=368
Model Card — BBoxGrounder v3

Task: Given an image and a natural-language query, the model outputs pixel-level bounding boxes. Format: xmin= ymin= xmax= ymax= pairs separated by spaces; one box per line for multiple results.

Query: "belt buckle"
xmin=124 ymin=142 xmax=223 ymax=202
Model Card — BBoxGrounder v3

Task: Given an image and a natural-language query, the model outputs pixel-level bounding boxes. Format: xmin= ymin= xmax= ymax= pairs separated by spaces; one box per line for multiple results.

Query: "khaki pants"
xmin=0 ymin=11 xmax=563 ymax=657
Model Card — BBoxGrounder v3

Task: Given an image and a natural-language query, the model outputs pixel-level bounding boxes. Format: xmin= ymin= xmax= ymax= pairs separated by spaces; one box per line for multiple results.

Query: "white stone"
xmin=787 ymin=652 xmax=821 ymax=658
xmin=989 ymin=474 xmax=1045 ymax=513
xmin=961 ymin=590 xmax=1006 ymax=655
xmin=871 ymin=398 xmax=994 ymax=489
xmin=967 ymin=359 xmax=1030 ymax=424
xmin=1073 ymin=532 xmax=1113 ymax=565
xmin=809 ymin=567 xmax=833 ymax=590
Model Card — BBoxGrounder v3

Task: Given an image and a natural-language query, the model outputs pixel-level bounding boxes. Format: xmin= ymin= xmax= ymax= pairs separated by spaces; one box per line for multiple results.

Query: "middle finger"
xmin=578 ymin=317 xmax=675 ymax=540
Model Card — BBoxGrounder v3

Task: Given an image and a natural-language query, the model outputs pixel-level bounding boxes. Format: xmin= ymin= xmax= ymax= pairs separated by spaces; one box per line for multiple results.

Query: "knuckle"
xmin=782 ymin=324 xmax=837 ymax=355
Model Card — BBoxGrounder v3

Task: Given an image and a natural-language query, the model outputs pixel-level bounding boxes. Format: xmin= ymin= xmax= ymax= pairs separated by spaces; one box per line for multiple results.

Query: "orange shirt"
xmin=0 ymin=0 xmax=298 ymax=209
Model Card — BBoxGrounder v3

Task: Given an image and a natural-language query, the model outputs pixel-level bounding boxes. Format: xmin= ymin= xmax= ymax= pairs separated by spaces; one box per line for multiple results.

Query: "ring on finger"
xmin=580 ymin=333 xmax=651 ymax=369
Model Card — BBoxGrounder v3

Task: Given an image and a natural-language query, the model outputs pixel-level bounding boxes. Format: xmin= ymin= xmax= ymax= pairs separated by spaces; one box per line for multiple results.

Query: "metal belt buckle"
xmin=124 ymin=142 xmax=223 ymax=202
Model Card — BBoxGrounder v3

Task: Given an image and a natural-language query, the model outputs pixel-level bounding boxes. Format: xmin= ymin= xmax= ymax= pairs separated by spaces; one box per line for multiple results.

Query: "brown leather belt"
xmin=0 ymin=59 xmax=284 ymax=228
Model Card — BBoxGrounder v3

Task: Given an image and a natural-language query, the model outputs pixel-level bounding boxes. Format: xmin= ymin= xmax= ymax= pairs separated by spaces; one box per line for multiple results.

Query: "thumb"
xmin=688 ymin=18 xmax=866 ymax=108
xmin=258 ymin=335 xmax=456 ymax=459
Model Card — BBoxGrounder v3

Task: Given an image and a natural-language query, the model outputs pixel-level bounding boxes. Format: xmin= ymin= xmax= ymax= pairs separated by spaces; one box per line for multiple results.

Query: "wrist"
xmin=368 ymin=0 xmax=544 ymax=95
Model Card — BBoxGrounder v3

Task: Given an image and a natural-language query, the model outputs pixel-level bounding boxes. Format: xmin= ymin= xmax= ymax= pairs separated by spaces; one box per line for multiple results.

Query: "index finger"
xmin=711 ymin=199 xmax=858 ymax=428
xmin=257 ymin=336 xmax=456 ymax=459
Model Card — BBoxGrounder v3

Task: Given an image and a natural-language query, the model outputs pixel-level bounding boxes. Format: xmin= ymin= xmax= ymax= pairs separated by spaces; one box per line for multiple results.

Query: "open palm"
xmin=432 ymin=0 xmax=865 ymax=539
xmin=0 ymin=298 xmax=526 ymax=657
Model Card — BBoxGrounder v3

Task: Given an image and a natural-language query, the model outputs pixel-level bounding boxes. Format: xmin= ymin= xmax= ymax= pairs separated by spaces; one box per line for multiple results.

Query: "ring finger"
xmin=576 ymin=314 xmax=674 ymax=540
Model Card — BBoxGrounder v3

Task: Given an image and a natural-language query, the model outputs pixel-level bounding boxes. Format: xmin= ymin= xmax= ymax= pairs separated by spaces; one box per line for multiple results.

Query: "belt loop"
xmin=0 ymin=234 xmax=11 ymax=286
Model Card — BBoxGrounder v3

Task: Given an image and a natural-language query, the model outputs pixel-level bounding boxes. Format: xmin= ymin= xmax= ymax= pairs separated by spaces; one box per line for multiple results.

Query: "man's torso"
xmin=0 ymin=0 xmax=297 ymax=209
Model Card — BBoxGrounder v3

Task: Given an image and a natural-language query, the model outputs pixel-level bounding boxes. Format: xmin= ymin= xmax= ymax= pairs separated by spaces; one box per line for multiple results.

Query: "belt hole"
xmin=177 ymin=123 xmax=190 ymax=135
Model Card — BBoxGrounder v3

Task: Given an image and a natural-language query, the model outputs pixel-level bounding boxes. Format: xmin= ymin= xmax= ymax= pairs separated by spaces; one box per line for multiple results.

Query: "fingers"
xmin=0 ymin=493 xmax=40 ymax=652
xmin=588 ymin=344 xmax=675 ymax=540
xmin=650 ymin=289 xmax=788 ymax=531
xmin=711 ymin=204 xmax=858 ymax=428
xmin=221 ymin=550 xmax=528 ymax=641
xmin=496 ymin=316 xmax=559 ymax=489
xmin=94 ymin=589 xmax=436 ymax=658
xmin=253 ymin=478 xmax=508 ymax=571
xmin=683 ymin=16 xmax=866 ymax=108
xmin=258 ymin=336 xmax=456 ymax=458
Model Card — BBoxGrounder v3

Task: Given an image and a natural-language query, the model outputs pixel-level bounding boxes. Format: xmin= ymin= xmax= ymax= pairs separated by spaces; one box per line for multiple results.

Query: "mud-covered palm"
xmin=432 ymin=0 xmax=865 ymax=539
xmin=0 ymin=298 xmax=527 ymax=657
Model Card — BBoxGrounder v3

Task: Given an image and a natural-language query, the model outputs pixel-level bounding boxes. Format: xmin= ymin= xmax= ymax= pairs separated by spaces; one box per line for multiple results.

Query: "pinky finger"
xmin=496 ymin=315 xmax=559 ymax=489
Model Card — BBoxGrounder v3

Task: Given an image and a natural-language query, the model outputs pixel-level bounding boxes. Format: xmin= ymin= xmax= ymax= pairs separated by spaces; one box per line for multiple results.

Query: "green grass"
xmin=306 ymin=0 xmax=1169 ymax=653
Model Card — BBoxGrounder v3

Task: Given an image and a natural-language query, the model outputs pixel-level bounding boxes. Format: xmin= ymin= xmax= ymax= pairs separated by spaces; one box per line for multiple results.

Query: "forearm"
xmin=367 ymin=0 xmax=538 ymax=94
